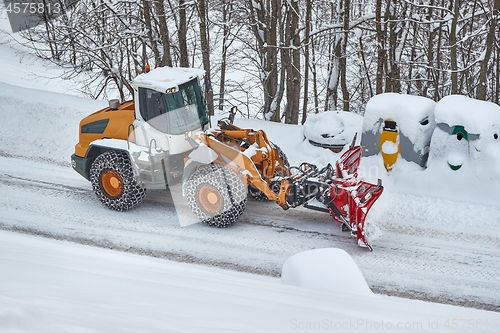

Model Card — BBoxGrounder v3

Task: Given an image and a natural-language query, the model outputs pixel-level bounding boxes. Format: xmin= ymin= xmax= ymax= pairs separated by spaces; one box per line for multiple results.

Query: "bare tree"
xmin=284 ymin=0 xmax=301 ymax=124
xmin=153 ymin=0 xmax=173 ymax=67
xmin=301 ymin=0 xmax=313 ymax=124
xmin=197 ymin=0 xmax=214 ymax=114
xmin=178 ymin=0 xmax=190 ymax=67
xmin=246 ymin=0 xmax=284 ymax=121
xmin=477 ymin=0 xmax=500 ymax=100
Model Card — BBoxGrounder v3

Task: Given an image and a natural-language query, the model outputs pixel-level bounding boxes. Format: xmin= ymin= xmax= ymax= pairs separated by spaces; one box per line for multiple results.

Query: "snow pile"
xmin=281 ymin=248 xmax=373 ymax=297
xmin=381 ymin=140 xmax=398 ymax=154
xmin=429 ymin=95 xmax=500 ymax=179
xmin=363 ymin=93 xmax=436 ymax=154
xmin=303 ymin=111 xmax=363 ymax=148
xmin=434 ymin=95 xmax=500 ymax=134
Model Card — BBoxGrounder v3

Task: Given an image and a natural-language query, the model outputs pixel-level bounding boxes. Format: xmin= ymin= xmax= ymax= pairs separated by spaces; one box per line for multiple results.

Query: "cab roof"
xmin=132 ymin=67 xmax=205 ymax=93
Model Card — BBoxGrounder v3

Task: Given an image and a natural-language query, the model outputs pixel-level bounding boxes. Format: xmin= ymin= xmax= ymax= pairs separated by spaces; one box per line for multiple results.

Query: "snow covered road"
xmin=1 ymin=156 xmax=499 ymax=311
xmin=2 ymin=230 xmax=499 ymax=333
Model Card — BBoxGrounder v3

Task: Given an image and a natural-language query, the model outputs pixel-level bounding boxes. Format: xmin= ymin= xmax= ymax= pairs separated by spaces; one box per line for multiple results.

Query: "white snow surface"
xmin=434 ymin=95 xmax=500 ymax=134
xmin=363 ymin=93 xmax=436 ymax=152
xmin=281 ymin=248 xmax=373 ymax=297
xmin=1 ymin=231 xmax=499 ymax=333
xmin=304 ymin=111 xmax=363 ymax=147
xmin=1 ymin=12 xmax=500 ymax=329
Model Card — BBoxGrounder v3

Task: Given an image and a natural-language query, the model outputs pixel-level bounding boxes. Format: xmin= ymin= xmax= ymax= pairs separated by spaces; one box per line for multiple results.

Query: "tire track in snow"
xmin=0 ymin=163 xmax=499 ymax=311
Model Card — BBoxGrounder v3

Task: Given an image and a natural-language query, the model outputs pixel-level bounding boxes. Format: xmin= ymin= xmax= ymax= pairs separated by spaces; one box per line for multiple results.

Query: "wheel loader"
xmin=71 ymin=66 xmax=383 ymax=250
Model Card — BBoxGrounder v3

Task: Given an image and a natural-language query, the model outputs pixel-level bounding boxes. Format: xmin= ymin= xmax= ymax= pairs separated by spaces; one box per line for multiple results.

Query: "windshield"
xmin=139 ymin=78 xmax=209 ymax=135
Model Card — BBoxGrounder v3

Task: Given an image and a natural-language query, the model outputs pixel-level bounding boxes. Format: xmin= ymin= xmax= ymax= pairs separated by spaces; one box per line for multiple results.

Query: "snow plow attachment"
xmin=328 ymin=145 xmax=384 ymax=250
xmin=284 ymin=143 xmax=383 ymax=251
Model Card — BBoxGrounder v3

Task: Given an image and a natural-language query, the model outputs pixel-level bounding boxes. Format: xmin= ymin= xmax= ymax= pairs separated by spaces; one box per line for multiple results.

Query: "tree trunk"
xmin=218 ymin=0 xmax=230 ymax=112
xmin=477 ymin=0 xmax=500 ymax=100
xmin=301 ymin=0 xmax=312 ymax=124
xmin=198 ymin=0 xmax=214 ymax=115
xmin=247 ymin=0 xmax=283 ymax=121
xmin=375 ymin=0 xmax=386 ymax=94
xmin=449 ymin=0 xmax=459 ymax=94
xmin=178 ymin=0 xmax=189 ymax=67
xmin=340 ymin=0 xmax=350 ymax=111
xmin=325 ymin=2 xmax=341 ymax=111
xmin=142 ymin=0 xmax=161 ymax=67
xmin=154 ymin=0 xmax=173 ymax=67
xmin=311 ymin=36 xmax=320 ymax=114
xmin=496 ymin=45 xmax=500 ymax=104
xmin=285 ymin=0 xmax=300 ymax=124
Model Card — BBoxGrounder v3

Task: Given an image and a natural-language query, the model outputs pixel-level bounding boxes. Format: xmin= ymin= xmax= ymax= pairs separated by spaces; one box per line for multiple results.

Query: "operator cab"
xmin=131 ymin=67 xmax=210 ymax=154
xmin=138 ymin=77 xmax=209 ymax=134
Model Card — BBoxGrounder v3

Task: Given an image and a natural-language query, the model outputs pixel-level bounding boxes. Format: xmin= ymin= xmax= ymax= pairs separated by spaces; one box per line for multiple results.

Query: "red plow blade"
xmin=329 ymin=145 xmax=384 ymax=250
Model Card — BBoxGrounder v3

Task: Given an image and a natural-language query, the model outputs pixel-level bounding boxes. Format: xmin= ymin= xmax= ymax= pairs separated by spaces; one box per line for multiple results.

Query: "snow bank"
xmin=2 ymin=231 xmax=499 ymax=333
xmin=0 ymin=81 xmax=106 ymax=165
xmin=304 ymin=111 xmax=363 ymax=148
xmin=0 ymin=297 xmax=64 ymax=333
xmin=281 ymin=248 xmax=373 ymax=297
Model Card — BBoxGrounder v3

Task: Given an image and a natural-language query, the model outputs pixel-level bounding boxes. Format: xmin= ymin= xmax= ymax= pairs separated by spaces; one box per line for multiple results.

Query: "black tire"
xmin=248 ymin=142 xmax=290 ymax=201
xmin=274 ymin=144 xmax=290 ymax=170
xmin=90 ymin=150 xmax=146 ymax=211
xmin=184 ymin=164 xmax=247 ymax=228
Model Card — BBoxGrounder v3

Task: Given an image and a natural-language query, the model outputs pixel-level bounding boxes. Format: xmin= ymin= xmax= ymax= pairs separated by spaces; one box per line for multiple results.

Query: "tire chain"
xmin=185 ymin=164 xmax=247 ymax=228
xmin=90 ymin=150 xmax=146 ymax=211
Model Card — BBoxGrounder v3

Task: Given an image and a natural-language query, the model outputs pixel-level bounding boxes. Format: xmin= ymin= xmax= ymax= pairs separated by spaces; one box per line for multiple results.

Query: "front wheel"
xmin=184 ymin=164 xmax=247 ymax=227
xmin=90 ymin=150 xmax=145 ymax=211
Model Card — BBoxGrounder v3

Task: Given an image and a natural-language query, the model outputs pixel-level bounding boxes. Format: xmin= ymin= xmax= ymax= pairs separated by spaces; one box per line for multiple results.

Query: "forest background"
xmin=13 ymin=0 xmax=500 ymax=124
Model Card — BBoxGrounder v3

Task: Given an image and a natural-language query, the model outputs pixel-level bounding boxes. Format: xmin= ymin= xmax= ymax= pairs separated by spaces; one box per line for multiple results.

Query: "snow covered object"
xmin=304 ymin=111 xmax=363 ymax=153
xmin=362 ymin=93 xmax=436 ymax=171
xmin=281 ymin=248 xmax=373 ymax=296
xmin=428 ymin=95 xmax=500 ymax=174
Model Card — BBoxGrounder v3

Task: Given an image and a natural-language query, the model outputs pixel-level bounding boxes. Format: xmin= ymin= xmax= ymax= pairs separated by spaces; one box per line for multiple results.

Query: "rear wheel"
xmin=184 ymin=164 xmax=247 ymax=227
xmin=90 ymin=150 xmax=145 ymax=211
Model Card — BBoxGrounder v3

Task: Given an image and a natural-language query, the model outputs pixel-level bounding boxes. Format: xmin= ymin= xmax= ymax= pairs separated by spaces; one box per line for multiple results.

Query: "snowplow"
xmin=71 ymin=66 xmax=383 ymax=250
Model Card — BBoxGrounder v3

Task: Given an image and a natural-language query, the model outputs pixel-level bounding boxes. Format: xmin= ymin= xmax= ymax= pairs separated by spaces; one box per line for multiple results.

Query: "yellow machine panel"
xmin=75 ymin=101 xmax=136 ymax=157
